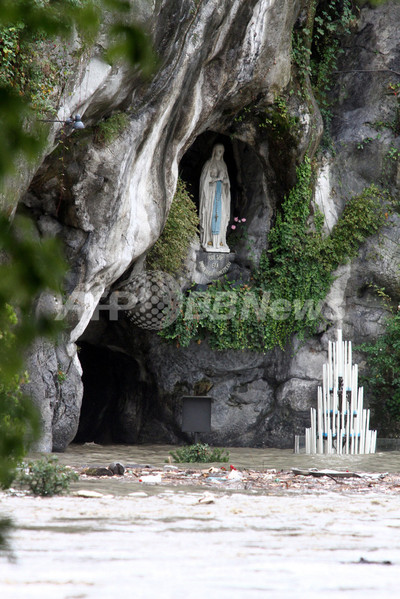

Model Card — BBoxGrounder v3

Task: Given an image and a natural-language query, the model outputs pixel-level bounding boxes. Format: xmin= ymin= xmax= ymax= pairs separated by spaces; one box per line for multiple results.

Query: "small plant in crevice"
xmin=94 ymin=112 xmax=130 ymax=146
xmin=261 ymin=95 xmax=300 ymax=137
xmin=371 ymin=82 xmax=400 ymax=136
xmin=387 ymin=82 xmax=400 ymax=135
xmin=381 ymin=144 xmax=400 ymax=188
xmin=233 ymin=105 xmax=253 ymax=124
xmin=189 ymin=0 xmax=203 ymax=17
xmin=169 ymin=443 xmax=229 ymax=463
xmin=17 ymin=456 xmax=78 ymax=496
xmin=57 ymin=368 xmax=67 ymax=383
xmin=357 ymin=137 xmax=374 ymax=150
xmin=233 ymin=95 xmax=299 ymax=144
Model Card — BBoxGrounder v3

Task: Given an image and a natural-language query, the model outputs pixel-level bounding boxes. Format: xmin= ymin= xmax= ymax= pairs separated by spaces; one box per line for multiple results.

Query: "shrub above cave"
xmin=146 ymin=178 xmax=199 ymax=275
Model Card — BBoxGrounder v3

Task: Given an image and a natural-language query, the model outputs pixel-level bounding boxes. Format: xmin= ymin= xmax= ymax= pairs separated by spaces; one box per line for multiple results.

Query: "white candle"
xmin=337 ymin=329 xmax=343 ymax=377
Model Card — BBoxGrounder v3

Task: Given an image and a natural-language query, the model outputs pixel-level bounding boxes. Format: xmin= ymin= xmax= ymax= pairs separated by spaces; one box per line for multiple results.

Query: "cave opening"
xmin=73 ymin=341 xmax=149 ymax=444
xmin=73 ymin=318 xmax=184 ymax=446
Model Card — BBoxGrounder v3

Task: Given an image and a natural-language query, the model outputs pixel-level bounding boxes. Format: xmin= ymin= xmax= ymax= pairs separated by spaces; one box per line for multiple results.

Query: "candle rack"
xmin=296 ymin=329 xmax=377 ymax=454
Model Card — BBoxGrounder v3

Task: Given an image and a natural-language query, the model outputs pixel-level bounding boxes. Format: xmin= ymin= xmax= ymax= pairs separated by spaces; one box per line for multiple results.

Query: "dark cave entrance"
xmin=74 ymin=341 xmax=149 ymax=444
xmin=73 ymin=318 xmax=184 ymax=445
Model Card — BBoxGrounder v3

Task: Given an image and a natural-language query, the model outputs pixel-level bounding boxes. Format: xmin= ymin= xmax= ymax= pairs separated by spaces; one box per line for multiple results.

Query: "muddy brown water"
xmin=1 ymin=444 xmax=400 ymax=598
xmin=58 ymin=442 xmax=400 ymax=472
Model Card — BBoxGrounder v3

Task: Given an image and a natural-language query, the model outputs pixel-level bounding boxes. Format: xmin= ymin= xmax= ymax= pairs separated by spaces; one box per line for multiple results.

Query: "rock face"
xmin=16 ymin=0 xmax=400 ymax=450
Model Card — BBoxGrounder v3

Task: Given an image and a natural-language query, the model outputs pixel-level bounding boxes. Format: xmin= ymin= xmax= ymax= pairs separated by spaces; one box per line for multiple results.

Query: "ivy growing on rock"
xmin=0 ymin=0 xmax=156 ymax=182
xmin=292 ymin=0 xmax=356 ymax=145
xmin=0 ymin=23 xmax=63 ymax=114
xmin=310 ymin=0 xmax=355 ymax=123
xmin=359 ymin=309 xmax=400 ymax=437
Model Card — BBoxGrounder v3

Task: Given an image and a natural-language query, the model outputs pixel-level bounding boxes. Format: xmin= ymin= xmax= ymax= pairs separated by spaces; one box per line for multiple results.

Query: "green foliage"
xmin=94 ymin=111 xmax=129 ymax=145
xmin=0 ymin=357 xmax=39 ymax=490
xmin=161 ymin=159 xmax=389 ymax=352
xmin=260 ymin=96 xmax=300 ymax=140
xmin=357 ymin=137 xmax=373 ymax=150
xmin=0 ymin=1 xmax=99 ymax=41
xmin=325 ymin=185 xmax=389 ymax=262
xmin=57 ymin=368 xmax=67 ymax=383
xmin=105 ymin=21 xmax=157 ymax=78
xmin=0 ymin=0 xmax=98 ymax=175
xmin=0 ymin=88 xmax=46 ymax=178
xmin=291 ymin=0 xmax=316 ymax=93
xmin=292 ymin=0 xmax=356 ymax=144
xmin=0 ymin=0 xmax=156 ymax=182
xmin=311 ymin=0 xmax=354 ymax=103
xmin=381 ymin=144 xmax=400 ymax=187
xmin=169 ymin=443 xmax=229 ymax=463
xmin=355 ymin=0 xmax=399 ymax=6
xmin=359 ymin=310 xmax=400 ymax=436
xmin=370 ymin=83 xmax=400 ymax=136
xmin=0 ymin=214 xmax=67 ymax=490
xmin=233 ymin=105 xmax=253 ymax=124
xmin=146 ymin=178 xmax=199 ymax=274
xmin=17 ymin=456 xmax=78 ymax=496
xmin=234 ymin=96 xmax=299 ymax=141
xmin=0 ymin=214 xmax=66 ymax=380
xmin=0 ymin=23 xmax=64 ymax=114
xmin=227 ymin=217 xmax=250 ymax=253
xmin=291 ymin=30 xmax=312 ymax=84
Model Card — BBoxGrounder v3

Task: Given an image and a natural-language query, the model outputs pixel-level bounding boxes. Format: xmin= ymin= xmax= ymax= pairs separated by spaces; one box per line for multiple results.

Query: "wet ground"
xmin=1 ymin=444 xmax=400 ymax=598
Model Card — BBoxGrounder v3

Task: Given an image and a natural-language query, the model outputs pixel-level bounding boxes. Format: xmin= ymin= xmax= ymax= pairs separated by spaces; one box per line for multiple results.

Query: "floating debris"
xmin=197 ymin=492 xmax=215 ymax=504
xmin=72 ymin=489 xmax=106 ymax=498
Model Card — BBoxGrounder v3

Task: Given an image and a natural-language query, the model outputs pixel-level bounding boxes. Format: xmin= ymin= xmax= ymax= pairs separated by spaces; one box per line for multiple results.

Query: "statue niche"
xmin=199 ymin=144 xmax=230 ymax=253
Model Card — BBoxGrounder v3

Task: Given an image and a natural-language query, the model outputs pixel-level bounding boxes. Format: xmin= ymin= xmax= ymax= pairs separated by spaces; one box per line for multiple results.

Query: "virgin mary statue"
xmin=199 ymin=144 xmax=230 ymax=253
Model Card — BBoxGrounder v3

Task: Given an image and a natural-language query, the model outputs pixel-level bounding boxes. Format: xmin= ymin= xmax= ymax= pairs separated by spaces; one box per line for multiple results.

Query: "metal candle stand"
xmin=296 ymin=329 xmax=377 ymax=455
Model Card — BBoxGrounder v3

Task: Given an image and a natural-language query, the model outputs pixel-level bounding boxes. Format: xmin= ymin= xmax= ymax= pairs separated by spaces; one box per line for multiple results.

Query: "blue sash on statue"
xmin=211 ymin=180 xmax=222 ymax=235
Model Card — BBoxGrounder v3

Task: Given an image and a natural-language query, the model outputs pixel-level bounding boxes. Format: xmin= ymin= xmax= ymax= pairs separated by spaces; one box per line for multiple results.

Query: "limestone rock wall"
xmin=15 ymin=0 xmax=400 ymax=450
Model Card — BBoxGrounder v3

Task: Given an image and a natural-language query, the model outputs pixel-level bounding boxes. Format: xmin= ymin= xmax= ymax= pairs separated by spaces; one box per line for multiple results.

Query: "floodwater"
xmin=59 ymin=442 xmax=400 ymax=473
xmin=1 ymin=444 xmax=400 ymax=599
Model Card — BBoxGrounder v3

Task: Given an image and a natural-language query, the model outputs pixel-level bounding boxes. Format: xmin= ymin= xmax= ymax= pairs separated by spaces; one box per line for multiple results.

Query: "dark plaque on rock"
xmin=182 ymin=396 xmax=212 ymax=434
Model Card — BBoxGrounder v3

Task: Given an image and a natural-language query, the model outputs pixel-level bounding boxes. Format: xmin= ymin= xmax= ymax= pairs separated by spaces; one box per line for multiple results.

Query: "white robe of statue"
xmin=199 ymin=144 xmax=230 ymax=253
